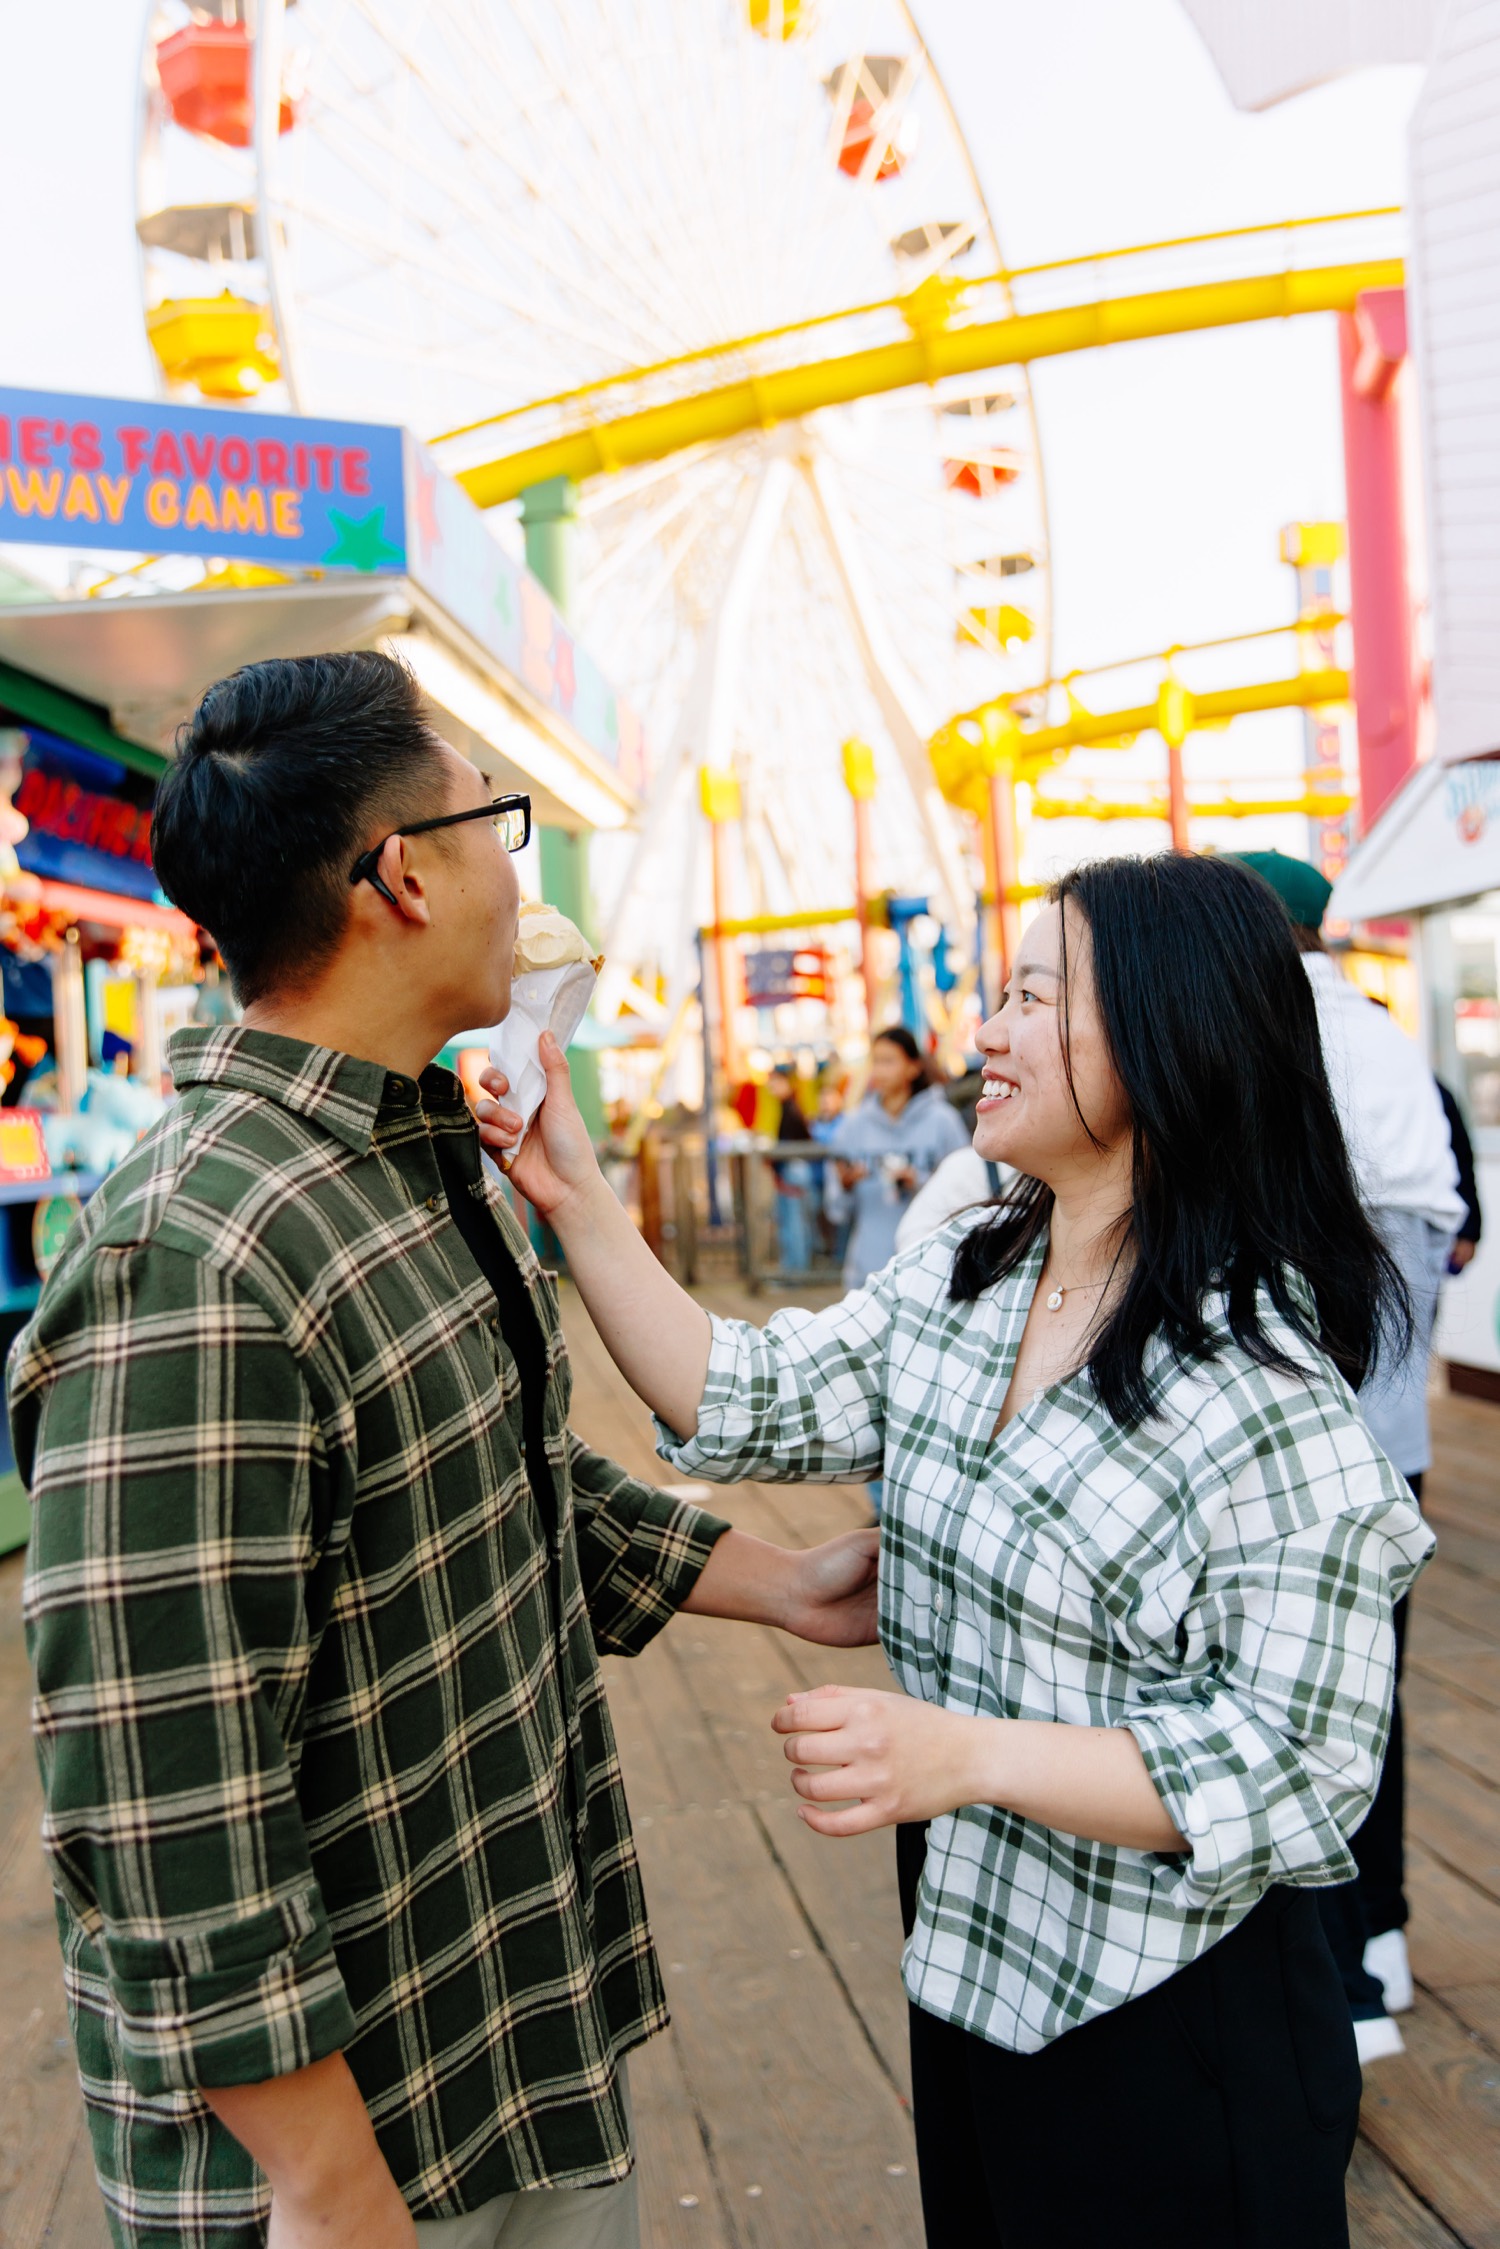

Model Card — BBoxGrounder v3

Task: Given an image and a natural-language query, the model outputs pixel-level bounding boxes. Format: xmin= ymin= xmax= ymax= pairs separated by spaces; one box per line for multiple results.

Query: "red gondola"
xmin=155 ymin=21 xmax=296 ymax=149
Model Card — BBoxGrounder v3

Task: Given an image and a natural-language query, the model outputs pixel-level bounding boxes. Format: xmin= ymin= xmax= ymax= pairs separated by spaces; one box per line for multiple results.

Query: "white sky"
xmin=0 ymin=0 xmax=1425 ymax=865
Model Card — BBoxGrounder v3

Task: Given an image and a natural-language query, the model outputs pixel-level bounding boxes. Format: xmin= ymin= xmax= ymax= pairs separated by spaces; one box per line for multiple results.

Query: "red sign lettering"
xmin=118 ymin=427 xmax=151 ymax=474
xmin=15 ymin=768 xmax=154 ymax=868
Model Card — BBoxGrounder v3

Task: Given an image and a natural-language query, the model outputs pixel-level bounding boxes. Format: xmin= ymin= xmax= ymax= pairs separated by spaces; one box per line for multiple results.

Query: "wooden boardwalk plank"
xmin=1406 ymin=1670 xmax=1500 ymax=1791
xmin=1406 ymin=1611 xmax=1500 ymax=1716
xmin=632 ymin=1799 xmax=919 ymax=2246
xmin=1409 ymin=1559 xmax=1500 ymax=1650
xmin=1407 ymin=1846 xmax=1500 ymax=2052
xmin=1346 ymin=2137 xmax=1467 ymax=2249
xmin=1356 ymin=1995 xmax=1500 ymax=2249
xmin=1406 ymin=1737 xmax=1500 ymax=1911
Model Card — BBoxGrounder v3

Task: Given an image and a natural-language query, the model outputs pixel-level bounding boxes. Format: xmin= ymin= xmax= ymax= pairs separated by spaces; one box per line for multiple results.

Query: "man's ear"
xmin=365 ymin=833 xmax=433 ymax=928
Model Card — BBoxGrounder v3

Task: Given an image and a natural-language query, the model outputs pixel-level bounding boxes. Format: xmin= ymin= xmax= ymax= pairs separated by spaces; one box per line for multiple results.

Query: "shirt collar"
xmin=168 ymin=1024 xmax=467 ymax=1157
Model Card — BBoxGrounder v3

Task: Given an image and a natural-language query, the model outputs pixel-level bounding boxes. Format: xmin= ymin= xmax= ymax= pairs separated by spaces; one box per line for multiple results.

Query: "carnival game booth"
xmin=1332 ymin=755 xmax=1500 ymax=1397
xmin=0 ymin=384 xmax=649 ymax=1549
xmin=0 ymin=664 xmax=206 ymax=1550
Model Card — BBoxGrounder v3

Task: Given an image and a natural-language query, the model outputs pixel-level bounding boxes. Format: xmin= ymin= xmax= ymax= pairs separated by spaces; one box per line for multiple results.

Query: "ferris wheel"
xmin=135 ymin=0 xmax=1051 ymax=1021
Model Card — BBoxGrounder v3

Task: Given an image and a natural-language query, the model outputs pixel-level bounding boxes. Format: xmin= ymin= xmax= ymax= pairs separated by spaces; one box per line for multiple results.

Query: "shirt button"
xmin=425 ymin=1195 xmax=442 ymax=1212
xmin=489 ymin=1315 xmax=501 ymax=1333
xmin=932 ymin=1589 xmax=944 ymax=1616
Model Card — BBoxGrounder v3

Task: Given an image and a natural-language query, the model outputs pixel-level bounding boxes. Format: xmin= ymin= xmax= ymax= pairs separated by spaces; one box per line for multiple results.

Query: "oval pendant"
xmin=1045 ymin=1288 xmax=1064 ymax=1311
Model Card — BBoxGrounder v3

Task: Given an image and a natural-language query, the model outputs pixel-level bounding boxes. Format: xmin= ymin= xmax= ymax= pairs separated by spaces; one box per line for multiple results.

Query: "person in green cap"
xmin=1231 ymin=849 xmax=1464 ymax=2064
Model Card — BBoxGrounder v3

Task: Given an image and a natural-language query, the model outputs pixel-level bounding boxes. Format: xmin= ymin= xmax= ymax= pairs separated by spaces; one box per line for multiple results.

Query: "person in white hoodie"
xmin=1232 ymin=852 xmax=1464 ymax=2065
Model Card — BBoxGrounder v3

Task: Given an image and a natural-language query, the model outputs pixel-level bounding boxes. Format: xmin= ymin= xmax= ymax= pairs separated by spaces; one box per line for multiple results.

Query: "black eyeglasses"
xmin=349 ymin=794 xmax=532 ymax=905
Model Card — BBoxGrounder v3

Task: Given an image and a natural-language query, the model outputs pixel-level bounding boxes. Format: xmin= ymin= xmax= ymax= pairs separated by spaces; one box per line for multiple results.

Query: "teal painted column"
xmin=520 ymin=476 xmax=604 ymax=1141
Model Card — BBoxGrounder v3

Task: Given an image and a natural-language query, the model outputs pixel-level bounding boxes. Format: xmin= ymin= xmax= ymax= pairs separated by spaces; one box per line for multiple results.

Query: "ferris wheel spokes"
xmin=598 ymin=450 xmax=794 ymax=982
xmin=802 ymin=449 xmax=973 ymax=939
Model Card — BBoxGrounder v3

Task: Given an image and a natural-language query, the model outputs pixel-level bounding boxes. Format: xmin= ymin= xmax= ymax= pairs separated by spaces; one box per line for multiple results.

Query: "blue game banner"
xmin=0 ymin=386 xmax=407 ymax=572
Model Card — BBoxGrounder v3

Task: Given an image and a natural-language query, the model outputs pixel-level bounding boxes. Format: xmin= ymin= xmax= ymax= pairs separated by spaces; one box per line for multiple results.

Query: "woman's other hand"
xmin=835 ymin=1159 xmax=868 ymax=1191
xmin=772 ymin=1688 xmax=1188 ymax=1852
xmin=772 ymin=1685 xmax=989 ymax=1835
xmin=476 ymin=1032 xmax=600 ymax=1217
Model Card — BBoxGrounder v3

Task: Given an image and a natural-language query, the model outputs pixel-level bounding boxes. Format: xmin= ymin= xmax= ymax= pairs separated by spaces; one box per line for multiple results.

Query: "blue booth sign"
xmin=0 ymin=387 xmax=406 ymax=572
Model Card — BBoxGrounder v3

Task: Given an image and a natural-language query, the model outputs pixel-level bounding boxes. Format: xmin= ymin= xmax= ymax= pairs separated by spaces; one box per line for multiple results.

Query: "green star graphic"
xmin=321 ymin=507 xmax=404 ymax=572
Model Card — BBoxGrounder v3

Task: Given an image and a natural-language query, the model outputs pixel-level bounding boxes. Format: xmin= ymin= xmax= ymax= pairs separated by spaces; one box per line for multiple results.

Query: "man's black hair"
xmin=151 ymin=652 xmax=451 ymax=1005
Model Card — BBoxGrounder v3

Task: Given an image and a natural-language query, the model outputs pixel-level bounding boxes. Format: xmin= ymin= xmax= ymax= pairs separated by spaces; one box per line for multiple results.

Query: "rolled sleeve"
xmin=1124 ymin=1503 xmax=1432 ymax=1911
xmin=567 ymin=1436 xmax=729 ymax=1658
xmin=655 ymin=1288 xmax=892 ymax=1486
xmin=102 ymin=1889 xmax=355 ymax=2095
xmin=15 ymin=1242 xmax=356 ymax=2093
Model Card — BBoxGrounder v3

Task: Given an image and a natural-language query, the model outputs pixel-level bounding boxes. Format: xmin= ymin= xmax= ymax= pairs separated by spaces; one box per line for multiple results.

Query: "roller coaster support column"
xmin=521 ymin=475 xmax=604 ymax=1138
xmin=700 ymin=766 xmax=743 ymax=1096
xmin=842 ymin=737 xmax=880 ymax=1027
xmin=979 ymin=707 xmax=1022 ymax=1012
xmin=1339 ymin=289 xmax=1420 ymax=831
xmin=1157 ymin=680 xmax=1194 ymax=853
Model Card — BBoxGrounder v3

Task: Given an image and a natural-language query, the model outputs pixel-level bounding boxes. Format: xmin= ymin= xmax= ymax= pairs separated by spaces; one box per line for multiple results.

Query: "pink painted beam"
xmin=1339 ymin=286 xmax=1419 ymax=831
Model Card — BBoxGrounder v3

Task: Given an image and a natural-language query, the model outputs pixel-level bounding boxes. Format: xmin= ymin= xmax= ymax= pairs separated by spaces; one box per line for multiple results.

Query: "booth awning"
xmin=1330 ymin=752 xmax=1500 ymax=920
xmin=33 ymin=880 xmax=194 ymax=937
xmin=0 ymin=656 xmax=164 ymax=777
xmin=0 ymin=580 xmax=638 ymax=835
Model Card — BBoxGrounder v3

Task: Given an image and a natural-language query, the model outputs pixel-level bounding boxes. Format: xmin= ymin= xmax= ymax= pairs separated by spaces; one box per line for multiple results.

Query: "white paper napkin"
xmin=487 ymin=961 xmax=598 ymax=1161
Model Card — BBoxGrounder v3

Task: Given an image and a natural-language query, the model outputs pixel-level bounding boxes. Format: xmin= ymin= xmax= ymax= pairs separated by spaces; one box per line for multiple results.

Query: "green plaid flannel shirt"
xmin=658 ymin=1216 xmax=1434 ymax=2053
xmin=10 ymin=1027 xmax=728 ymax=2249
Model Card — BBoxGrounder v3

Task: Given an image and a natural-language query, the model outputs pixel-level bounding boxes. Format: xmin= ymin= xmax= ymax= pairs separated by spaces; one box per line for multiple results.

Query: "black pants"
xmin=898 ymin=1825 xmax=1361 ymax=2248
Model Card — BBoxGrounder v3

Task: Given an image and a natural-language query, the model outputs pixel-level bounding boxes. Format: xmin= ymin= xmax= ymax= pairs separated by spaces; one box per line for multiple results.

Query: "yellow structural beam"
xmin=457 ymin=263 xmax=1400 ymax=509
xmin=930 ymin=668 xmax=1349 ymax=820
xmin=1006 ymin=667 xmax=1348 ymax=760
xmin=1030 ymin=790 xmax=1357 ymax=822
xmin=701 ymin=905 xmax=859 ymax=939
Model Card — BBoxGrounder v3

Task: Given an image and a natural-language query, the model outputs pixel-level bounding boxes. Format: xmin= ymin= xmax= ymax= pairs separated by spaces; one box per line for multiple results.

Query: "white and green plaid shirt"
xmin=659 ymin=1216 xmax=1433 ymax=2053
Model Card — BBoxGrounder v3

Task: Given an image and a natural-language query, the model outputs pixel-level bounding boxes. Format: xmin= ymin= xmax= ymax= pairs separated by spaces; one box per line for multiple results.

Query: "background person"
xmin=808 ymin=1071 xmax=850 ymax=1269
xmin=827 ymin=1024 xmax=967 ymax=1291
xmin=478 ymin=852 xmax=1429 ymax=2249
xmin=764 ymin=1059 xmax=814 ymax=1280
xmin=1231 ymin=851 xmax=1463 ymax=2059
xmin=10 ymin=653 xmax=880 ymax=2249
xmin=1436 ymin=1078 xmax=1482 ymax=1273
xmin=895 ymin=1144 xmax=1012 ymax=1252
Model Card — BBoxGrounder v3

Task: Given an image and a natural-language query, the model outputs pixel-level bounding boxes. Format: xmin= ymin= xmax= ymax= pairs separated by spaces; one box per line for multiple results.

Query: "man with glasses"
xmin=10 ymin=652 xmax=878 ymax=2249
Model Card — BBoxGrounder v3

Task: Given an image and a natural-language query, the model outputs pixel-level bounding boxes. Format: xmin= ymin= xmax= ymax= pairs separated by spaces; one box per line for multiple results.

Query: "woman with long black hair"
xmin=479 ymin=853 xmax=1430 ymax=2247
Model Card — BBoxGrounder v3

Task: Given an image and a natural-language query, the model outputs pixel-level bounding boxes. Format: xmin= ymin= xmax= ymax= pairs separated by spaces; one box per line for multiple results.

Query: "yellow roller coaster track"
xmin=448 ymin=208 xmax=1402 ymax=510
xmin=930 ymin=652 xmax=1351 ymax=822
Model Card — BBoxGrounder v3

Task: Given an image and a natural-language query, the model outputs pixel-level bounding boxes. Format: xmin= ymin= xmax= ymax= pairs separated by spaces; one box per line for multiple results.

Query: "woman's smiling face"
xmin=972 ymin=902 xmax=1131 ymax=1185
